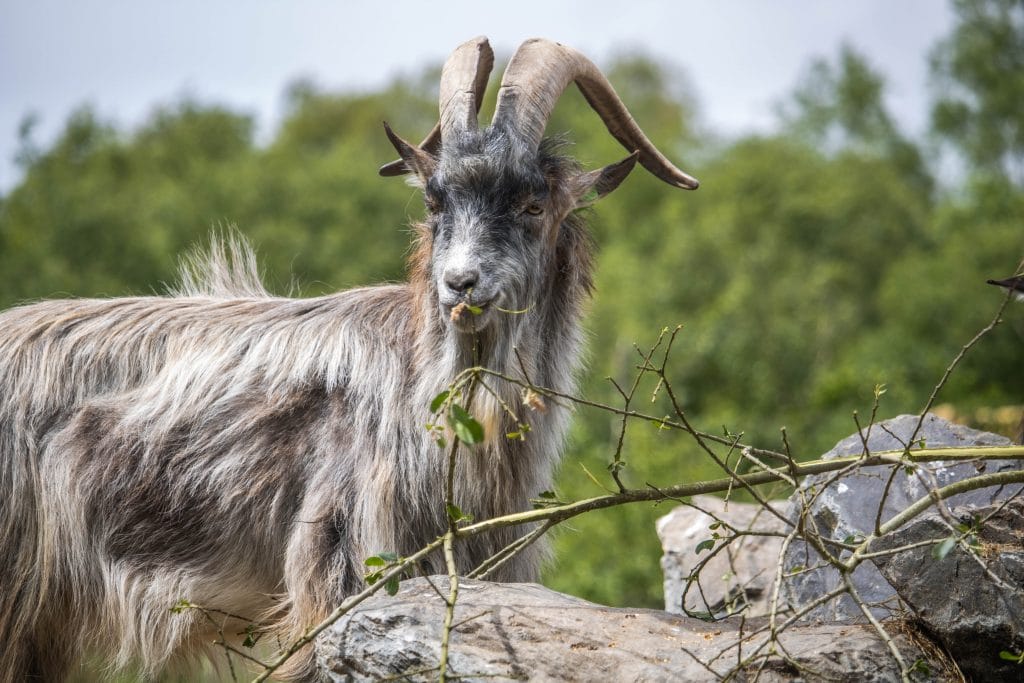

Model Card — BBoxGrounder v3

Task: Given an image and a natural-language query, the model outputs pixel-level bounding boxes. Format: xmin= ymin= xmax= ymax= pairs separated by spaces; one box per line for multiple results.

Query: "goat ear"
xmin=381 ymin=122 xmax=437 ymax=181
xmin=571 ymin=151 xmax=639 ymax=207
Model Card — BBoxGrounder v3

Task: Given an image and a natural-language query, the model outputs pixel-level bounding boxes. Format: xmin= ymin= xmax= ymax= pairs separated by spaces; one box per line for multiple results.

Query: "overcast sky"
xmin=1 ymin=1 xmax=954 ymax=193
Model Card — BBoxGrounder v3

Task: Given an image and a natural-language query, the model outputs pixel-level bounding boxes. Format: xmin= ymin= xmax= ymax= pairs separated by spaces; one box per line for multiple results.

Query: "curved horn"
xmin=492 ymin=38 xmax=698 ymax=190
xmin=379 ymin=36 xmax=494 ymax=177
xmin=439 ymin=35 xmax=494 ymax=136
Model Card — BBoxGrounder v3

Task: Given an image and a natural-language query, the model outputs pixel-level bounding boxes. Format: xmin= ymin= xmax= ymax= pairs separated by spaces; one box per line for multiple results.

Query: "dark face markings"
xmin=420 ymin=129 xmax=584 ymax=330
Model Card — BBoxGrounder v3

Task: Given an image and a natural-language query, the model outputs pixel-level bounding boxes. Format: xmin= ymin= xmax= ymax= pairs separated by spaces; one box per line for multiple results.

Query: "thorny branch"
xmin=238 ymin=293 xmax=1024 ymax=682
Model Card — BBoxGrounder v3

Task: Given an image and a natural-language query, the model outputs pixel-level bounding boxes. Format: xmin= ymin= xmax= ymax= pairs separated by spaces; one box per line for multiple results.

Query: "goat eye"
xmin=524 ymin=203 xmax=544 ymax=216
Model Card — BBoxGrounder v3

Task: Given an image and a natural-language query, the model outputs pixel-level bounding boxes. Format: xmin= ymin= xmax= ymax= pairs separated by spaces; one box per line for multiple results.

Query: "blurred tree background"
xmin=1 ymin=0 xmax=1022 ymax=609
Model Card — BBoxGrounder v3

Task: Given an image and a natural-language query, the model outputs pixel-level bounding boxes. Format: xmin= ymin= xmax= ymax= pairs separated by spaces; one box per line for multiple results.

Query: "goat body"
xmin=0 ymin=249 xmax=581 ymax=679
xmin=0 ymin=37 xmax=695 ymax=681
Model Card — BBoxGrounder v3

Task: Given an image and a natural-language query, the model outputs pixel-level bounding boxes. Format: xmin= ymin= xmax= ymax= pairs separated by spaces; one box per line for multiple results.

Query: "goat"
xmin=0 ymin=37 xmax=697 ymax=681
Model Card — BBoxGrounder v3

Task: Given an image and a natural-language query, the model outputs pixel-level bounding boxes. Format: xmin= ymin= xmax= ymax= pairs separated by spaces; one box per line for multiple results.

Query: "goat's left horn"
xmin=379 ymin=36 xmax=494 ymax=177
xmin=492 ymin=38 xmax=699 ymax=190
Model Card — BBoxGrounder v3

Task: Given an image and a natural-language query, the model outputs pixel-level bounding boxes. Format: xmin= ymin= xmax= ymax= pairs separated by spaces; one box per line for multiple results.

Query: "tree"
xmin=931 ymin=0 xmax=1024 ymax=184
xmin=1 ymin=33 xmax=1022 ymax=614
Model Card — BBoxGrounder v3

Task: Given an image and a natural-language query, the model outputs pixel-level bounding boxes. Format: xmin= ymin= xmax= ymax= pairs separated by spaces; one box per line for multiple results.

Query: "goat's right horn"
xmin=379 ymin=36 xmax=494 ymax=177
xmin=492 ymin=38 xmax=698 ymax=190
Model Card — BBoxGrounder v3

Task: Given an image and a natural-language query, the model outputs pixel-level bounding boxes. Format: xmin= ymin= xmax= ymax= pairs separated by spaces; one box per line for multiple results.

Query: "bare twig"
xmin=438 ymin=531 xmax=459 ymax=683
xmin=843 ymin=573 xmax=910 ymax=682
xmin=468 ymin=520 xmax=556 ymax=580
xmin=246 ymin=303 xmax=1024 ymax=683
xmin=251 ymin=535 xmax=446 ymax=682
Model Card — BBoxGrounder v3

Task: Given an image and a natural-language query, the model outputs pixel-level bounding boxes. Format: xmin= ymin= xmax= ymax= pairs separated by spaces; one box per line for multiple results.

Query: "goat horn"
xmin=379 ymin=36 xmax=494 ymax=177
xmin=492 ymin=38 xmax=699 ymax=190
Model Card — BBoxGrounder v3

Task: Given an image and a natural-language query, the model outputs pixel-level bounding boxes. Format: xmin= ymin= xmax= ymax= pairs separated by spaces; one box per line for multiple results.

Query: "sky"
xmin=1 ymin=1 xmax=955 ymax=194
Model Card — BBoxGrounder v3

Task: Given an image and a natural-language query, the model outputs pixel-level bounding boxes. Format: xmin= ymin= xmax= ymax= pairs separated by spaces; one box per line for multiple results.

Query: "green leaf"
xmin=466 ymin=304 xmax=483 ymax=315
xmin=242 ymin=625 xmax=259 ymax=648
xmin=446 ymin=503 xmax=472 ymax=523
xmin=452 ymin=418 xmax=482 ymax=444
xmin=695 ymin=539 xmax=715 ymax=554
xmin=378 ymin=552 xmax=399 ymax=563
xmin=435 ymin=437 xmax=447 ymax=449
xmin=449 ymin=404 xmax=484 ymax=444
xmin=364 ymin=556 xmax=386 ymax=567
xmin=169 ymin=598 xmax=193 ymax=614
xmin=708 ymin=522 xmax=721 ymax=530
xmin=650 ymin=418 xmax=670 ymax=431
xmin=999 ymin=650 xmax=1024 ymax=663
xmin=531 ymin=490 xmax=563 ymax=509
xmin=933 ymin=536 xmax=956 ymax=560
xmin=385 ymin=576 xmax=400 ymax=596
xmin=430 ymin=390 xmax=450 ymax=413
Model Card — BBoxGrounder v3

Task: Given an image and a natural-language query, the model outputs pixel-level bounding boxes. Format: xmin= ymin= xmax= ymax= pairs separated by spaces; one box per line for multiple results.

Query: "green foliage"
xmin=933 ymin=536 xmax=957 ymax=560
xmin=931 ymin=0 xmax=1024 ymax=181
xmin=448 ymin=403 xmax=484 ymax=445
xmin=430 ymin=390 xmax=451 ymax=413
xmin=784 ymin=44 xmax=899 ymax=147
xmin=364 ymin=552 xmax=403 ymax=596
xmin=695 ymin=539 xmax=716 ymax=554
xmin=446 ymin=502 xmax=473 ymax=524
xmin=2 ymin=3 xmax=1023 ymax=615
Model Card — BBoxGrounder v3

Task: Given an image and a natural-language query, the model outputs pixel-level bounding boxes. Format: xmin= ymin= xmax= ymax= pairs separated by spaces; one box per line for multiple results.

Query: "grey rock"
xmin=782 ymin=413 xmax=1017 ymax=622
xmin=657 ymin=495 xmax=788 ymax=618
xmin=316 ymin=578 xmax=936 ymax=682
xmin=870 ymin=497 xmax=1024 ymax=682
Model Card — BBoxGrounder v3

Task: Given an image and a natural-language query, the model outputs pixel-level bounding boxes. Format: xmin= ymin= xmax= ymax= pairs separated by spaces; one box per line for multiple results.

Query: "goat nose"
xmin=444 ymin=268 xmax=479 ymax=295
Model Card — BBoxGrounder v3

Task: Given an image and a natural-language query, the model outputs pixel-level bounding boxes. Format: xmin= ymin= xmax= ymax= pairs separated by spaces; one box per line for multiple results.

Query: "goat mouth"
xmin=445 ymin=298 xmax=496 ymax=331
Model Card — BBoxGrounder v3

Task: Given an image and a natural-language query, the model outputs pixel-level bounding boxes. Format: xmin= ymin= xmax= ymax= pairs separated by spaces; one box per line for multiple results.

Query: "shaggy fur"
xmin=0 ymin=131 xmax=597 ymax=680
xmin=0 ymin=30 xmax=697 ymax=677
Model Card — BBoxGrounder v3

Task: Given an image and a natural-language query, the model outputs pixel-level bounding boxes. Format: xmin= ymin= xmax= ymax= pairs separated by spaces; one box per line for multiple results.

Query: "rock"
xmin=657 ymin=494 xmax=788 ymax=618
xmin=870 ymin=497 xmax=1024 ymax=682
xmin=782 ymin=413 xmax=1017 ymax=622
xmin=316 ymin=578 xmax=936 ymax=682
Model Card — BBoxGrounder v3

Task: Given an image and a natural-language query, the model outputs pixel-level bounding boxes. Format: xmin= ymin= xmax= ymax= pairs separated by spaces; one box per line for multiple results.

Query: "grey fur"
xmin=0 ymin=37 xmax=691 ymax=681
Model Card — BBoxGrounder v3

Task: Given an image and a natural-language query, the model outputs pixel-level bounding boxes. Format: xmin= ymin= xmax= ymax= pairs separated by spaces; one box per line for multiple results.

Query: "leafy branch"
xmin=240 ymin=291 xmax=1023 ymax=682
